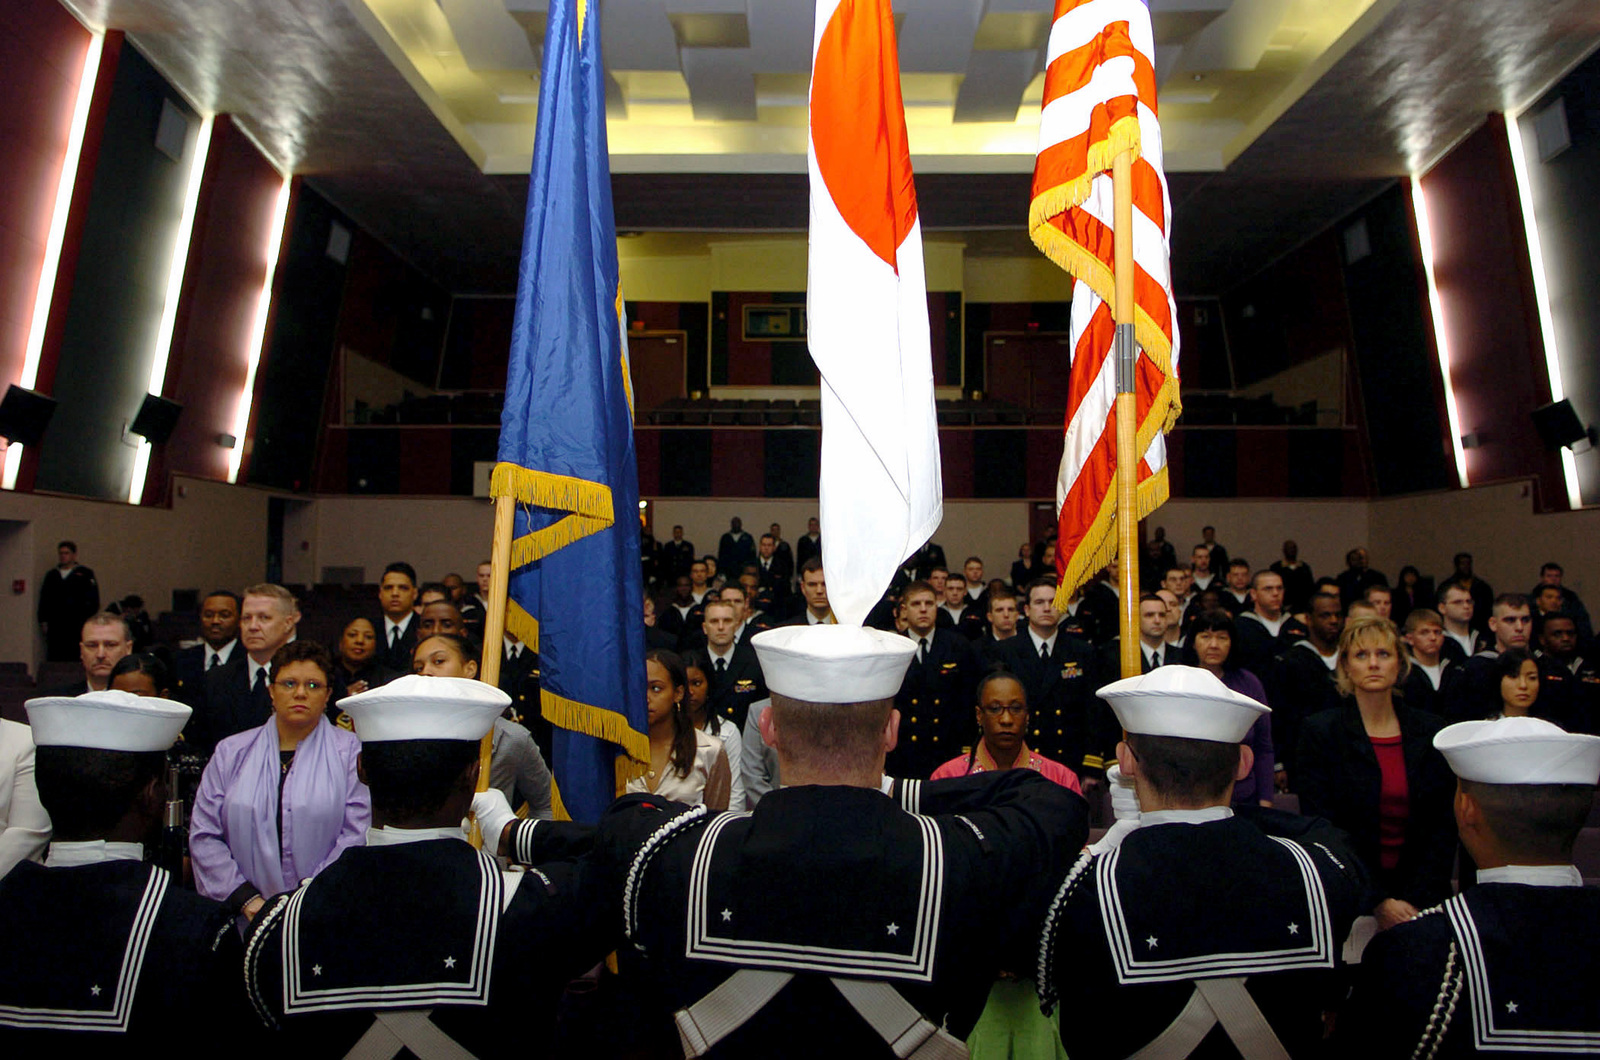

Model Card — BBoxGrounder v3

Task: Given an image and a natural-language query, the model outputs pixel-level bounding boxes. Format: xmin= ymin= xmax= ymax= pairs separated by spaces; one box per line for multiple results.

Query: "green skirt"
xmin=966 ymin=978 xmax=1070 ymax=1060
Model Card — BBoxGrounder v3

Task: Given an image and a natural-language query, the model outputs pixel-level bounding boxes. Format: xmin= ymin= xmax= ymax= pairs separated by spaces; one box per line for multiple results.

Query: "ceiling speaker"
xmin=129 ymin=394 xmax=183 ymax=444
xmin=1531 ymin=399 xmax=1589 ymax=450
xmin=0 ymin=385 xmax=58 ymax=446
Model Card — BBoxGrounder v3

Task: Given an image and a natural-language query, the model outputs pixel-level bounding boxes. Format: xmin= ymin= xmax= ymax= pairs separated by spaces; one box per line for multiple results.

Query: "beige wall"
xmin=4 ymin=476 xmax=1596 ymax=670
xmin=0 ymin=476 xmax=271 ymax=670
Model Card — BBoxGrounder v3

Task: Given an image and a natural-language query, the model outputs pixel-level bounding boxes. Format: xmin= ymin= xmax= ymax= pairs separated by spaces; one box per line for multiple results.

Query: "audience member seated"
xmin=195 ymin=583 xmax=300 ymax=752
xmin=1436 ymin=582 xmax=1482 ymax=662
xmin=786 ymin=557 xmax=834 ymax=626
xmin=930 ymin=668 xmax=1081 ymax=792
xmin=1010 ymin=541 xmax=1041 ymax=588
xmin=1533 ymin=560 xmax=1594 ymax=646
xmin=625 ymin=649 xmax=730 ymax=810
xmin=190 ymin=640 xmax=369 ymax=922
xmin=978 ymin=585 xmax=1022 ymax=665
xmin=0 ymin=714 xmax=49 ymax=879
xmin=1335 ymin=547 xmax=1387 ymax=613
xmin=412 ymin=634 xmax=552 ymax=819
xmin=48 ymin=612 xmax=133 ymax=696
xmin=1296 ymin=617 xmax=1455 ymax=928
xmin=679 ymin=649 xmax=745 ymax=811
xmin=329 ymin=617 xmax=401 ymax=719
xmin=1218 ymin=558 xmax=1253 ymax=616
xmin=1363 ymin=583 xmax=1394 ymax=621
xmin=172 ymin=591 xmax=241 ymax=707
xmin=1187 ymin=609 xmax=1275 ymax=808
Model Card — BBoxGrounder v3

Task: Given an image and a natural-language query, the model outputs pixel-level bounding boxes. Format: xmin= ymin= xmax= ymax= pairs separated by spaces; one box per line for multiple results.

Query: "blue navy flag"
xmin=494 ymin=0 xmax=648 ymax=823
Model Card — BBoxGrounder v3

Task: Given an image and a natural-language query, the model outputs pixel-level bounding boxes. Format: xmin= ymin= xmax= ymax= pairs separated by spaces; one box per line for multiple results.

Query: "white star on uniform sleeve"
xmin=1145 ymin=936 xmax=1159 ymax=949
xmin=1506 ymin=1001 xmax=1518 ymax=1014
xmin=886 ymin=923 xmax=899 ymax=936
xmin=444 ymin=956 xmax=457 ymax=969
xmin=1287 ymin=923 xmax=1299 ymax=935
xmin=90 ymin=984 xmax=101 ymax=997
xmin=721 ymin=908 xmax=733 ymax=922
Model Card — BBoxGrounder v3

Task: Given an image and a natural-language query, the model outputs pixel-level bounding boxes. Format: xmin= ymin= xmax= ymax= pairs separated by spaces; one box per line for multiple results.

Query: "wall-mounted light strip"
xmin=1409 ymin=178 xmax=1470 ymax=489
xmin=3 ymin=30 xmax=104 ymax=491
xmin=129 ymin=113 xmax=215 ymax=506
xmin=227 ymin=176 xmax=292 ymax=484
xmin=1505 ymin=110 xmax=1582 ymax=510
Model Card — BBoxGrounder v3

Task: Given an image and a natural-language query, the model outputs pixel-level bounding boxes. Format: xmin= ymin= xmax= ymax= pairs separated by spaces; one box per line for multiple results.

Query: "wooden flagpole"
xmin=468 ymin=492 xmax=517 ymax=847
xmin=1112 ymin=150 xmax=1142 ymax=680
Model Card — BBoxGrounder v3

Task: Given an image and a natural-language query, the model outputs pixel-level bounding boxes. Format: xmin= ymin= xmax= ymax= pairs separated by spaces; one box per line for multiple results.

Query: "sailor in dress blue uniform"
xmin=0 ymin=690 xmax=247 ymax=1051
xmin=1037 ymin=666 xmax=1369 ymax=1059
xmin=1341 ymin=715 xmax=1600 ymax=1057
xmin=242 ymin=675 xmax=606 ymax=1058
xmin=483 ymin=624 xmax=1089 ymax=1059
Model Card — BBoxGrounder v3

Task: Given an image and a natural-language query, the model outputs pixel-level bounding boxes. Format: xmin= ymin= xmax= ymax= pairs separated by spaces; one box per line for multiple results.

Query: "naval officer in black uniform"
xmin=242 ymin=675 xmax=606 ymax=1056
xmin=1341 ymin=715 xmax=1600 ymax=1056
xmin=0 ymin=690 xmax=247 ymax=1049
xmin=486 ymin=623 xmax=1089 ymax=1058
xmin=1038 ymin=665 xmax=1369 ymax=1059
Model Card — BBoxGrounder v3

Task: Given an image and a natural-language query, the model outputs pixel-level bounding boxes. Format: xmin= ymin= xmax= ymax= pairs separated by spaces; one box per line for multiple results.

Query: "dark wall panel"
xmin=1419 ymin=117 xmax=1561 ymax=495
xmin=763 ymin=430 xmax=819 ymax=498
xmin=972 ymin=430 xmax=1025 ymax=498
xmin=146 ymin=116 xmax=284 ymax=502
xmin=248 ymin=184 xmax=348 ymax=491
xmin=1521 ymin=51 xmax=1600 ymax=505
xmin=1340 ymin=184 xmax=1453 ymax=496
xmin=35 ymin=44 xmax=199 ymax=500
xmin=334 ymin=230 xmax=448 ymax=387
xmin=1221 ymin=230 xmax=1351 ymax=390
xmin=0 ymin=0 xmax=92 ymax=397
xmin=659 ymin=429 xmax=711 ymax=496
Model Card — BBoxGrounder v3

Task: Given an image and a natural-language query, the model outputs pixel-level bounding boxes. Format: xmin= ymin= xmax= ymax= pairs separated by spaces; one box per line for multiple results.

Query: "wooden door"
xmin=627 ymin=332 xmax=686 ymax=421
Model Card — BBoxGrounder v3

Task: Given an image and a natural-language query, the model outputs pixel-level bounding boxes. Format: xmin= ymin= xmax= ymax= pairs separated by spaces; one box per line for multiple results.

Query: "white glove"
xmin=1106 ymin=764 xmax=1141 ymax=823
xmin=470 ymin=789 xmax=517 ymax=855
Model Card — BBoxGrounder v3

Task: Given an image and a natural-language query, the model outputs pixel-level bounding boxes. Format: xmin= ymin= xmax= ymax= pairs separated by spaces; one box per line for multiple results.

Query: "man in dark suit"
xmin=662 ymin=525 xmax=696 ymax=580
xmin=717 ymin=517 xmax=756 ymax=580
xmin=997 ymin=579 xmax=1108 ymax=790
xmin=1334 ymin=548 xmax=1387 ymax=615
xmin=702 ymin=597 xmax=766 ymax=730
xmin=497 ymin=630 xmax=548 ymax=760
xmin=1441 ymin=551 xmax=1494 ymax=635
xmin=795 ymin=517 xmax=822 ymax=571
xmin=171 ymin=591 xmax=241 ymax=707
xmin=1264 ymin=591 xmax=1344 ymax=791
xmin=755 ymin=533 xmax=792 ymax=606
xmin=193 ymin=583 xmax=298 ymax=751
xmin=375 ymin=561 xmax=420 ymax=671
xmin=784 ymin=557 xmax=835 ymax=627
xmin=37 ymin=540 xmax=100 ymax=662
xmin=1097 ymin=594 xmax=1175 ymax=679
xmin=888 ymin=581 xmax=981 ymax=779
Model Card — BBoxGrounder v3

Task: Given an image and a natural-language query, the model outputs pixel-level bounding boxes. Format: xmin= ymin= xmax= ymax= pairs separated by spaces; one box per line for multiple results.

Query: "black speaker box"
xmin=1531 ymin=399 xmax=1588 ymax=451
xmin=0 ymin=385 xmax=57 ymax=446
xmin=130 ymin=393 xmax=183 ymax=443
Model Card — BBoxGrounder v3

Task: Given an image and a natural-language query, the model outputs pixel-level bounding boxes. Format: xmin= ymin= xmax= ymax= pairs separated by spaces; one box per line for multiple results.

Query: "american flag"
xmin=1029 ymin=0 xmax=1180 ymax=606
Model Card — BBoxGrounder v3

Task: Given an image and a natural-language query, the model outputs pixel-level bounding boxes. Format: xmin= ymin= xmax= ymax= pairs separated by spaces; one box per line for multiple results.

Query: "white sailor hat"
xmin=751 ymin=624 xmax=917 ymax=703
xmin=1434 ymin=716 xmax=1600 ymax=786
xmin=339 ymin=674 xmax=510 ymax=743
xmin=26 ymin=690 xmax=190 ymax=752
xmin=1097 ymin=665 xmax=1269 ymax=743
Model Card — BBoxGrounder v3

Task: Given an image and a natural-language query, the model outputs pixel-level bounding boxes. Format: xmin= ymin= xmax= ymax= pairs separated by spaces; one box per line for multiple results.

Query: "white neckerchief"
xmin=1140 ymin=807 xmax=1233 ymax=827
xmin=1476 ymin=864 xmax=1583 ymax=888
xmin=366 ymin=826 xmax=469 ymax=847
xmin=1029 ymin=627 xmax=1057 ymax=658
xmin=206 ymin=639 xmax=239 ymax=668
xmin=46 ymin=840 xmax=145 ymax=868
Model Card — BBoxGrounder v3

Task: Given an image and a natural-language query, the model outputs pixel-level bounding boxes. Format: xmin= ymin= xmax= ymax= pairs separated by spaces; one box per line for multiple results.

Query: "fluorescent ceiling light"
xmin=227 ymin=177 xmax=293 ymax=485
xmin=1409 ymin=178 xmax=1469 ymax=489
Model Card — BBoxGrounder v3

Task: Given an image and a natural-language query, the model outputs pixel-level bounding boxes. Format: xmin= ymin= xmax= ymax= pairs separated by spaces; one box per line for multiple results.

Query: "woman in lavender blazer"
xmin=190 ymin=639 xmax=368 ymax=921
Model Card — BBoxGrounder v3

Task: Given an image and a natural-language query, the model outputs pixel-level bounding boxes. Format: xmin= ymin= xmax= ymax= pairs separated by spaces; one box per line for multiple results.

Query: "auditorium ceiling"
xmin=62 ymin=0 xmax=1600 ymax=293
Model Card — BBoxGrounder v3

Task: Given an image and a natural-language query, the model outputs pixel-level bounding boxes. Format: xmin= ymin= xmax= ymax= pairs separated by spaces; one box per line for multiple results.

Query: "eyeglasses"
xmin=274 ymin=679 xmax=326 ymax=694
xmin=980 ymin=703 xmax=1027 ymax=717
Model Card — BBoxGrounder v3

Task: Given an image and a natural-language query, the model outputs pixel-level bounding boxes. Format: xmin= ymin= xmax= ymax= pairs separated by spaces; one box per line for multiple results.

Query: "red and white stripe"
xmin=806 ymin=0 xmax=942 ymax=627
xmin=1029 ymin=0 xmax=1180 ymax=603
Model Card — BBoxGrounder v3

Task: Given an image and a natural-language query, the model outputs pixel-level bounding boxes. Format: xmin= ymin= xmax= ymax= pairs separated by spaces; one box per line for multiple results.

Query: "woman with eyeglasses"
xmin=189 ymin=639 xmax=370 ymax=923
xmin=930 ymin=668 xmax=1081 ymax=792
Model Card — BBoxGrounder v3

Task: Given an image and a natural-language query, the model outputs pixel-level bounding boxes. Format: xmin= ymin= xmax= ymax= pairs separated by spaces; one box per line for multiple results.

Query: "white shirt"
xmin=383 ymin=615 xmax=409 ymax=646
xmin=691 ymin=589 xmax=711 ymax=605
xmin=1028 ymin=627 xmax=1058 ymax=659
xmin=1476 ymin=864 xmax=1583 ymax=887
xmin=1228 ymin=589 xmax=1250 ymax=607
xmin=46 ymin=840 xmax=144 ymax=868
xmin=1445 ymin=628 xmax=1475 ymax=657
xmin=1241 ymin=611 xmax=1288 ymax=637
xmin=1141 ymin=641 xmax=1166 ymax=668
xmin=247 ymin=655 xmax=272 ymax=689
xmin=1416 ymin=660 xmax=1445 ymax=690
xmin=967 ymin=586 xmax=984 ymax=602
xmin=504 ymin=639 xmax=526 ymax=661
xmin=707 ymin=643 xmax=736 ymax=670
xmin=805 ymin=609 xmax=834 ymax=625
xmin=939 ymin=603 xmax=966 ymax=624
xmin=1192 ymin=573 xmax=1215 ymax=592
xmin=366 ymin=826 xmax=468 ymax=847
xmin=673 ymin=603 xmax=694 ymax=620
xmin=203 ymin=639 xmax=239 ymax=670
